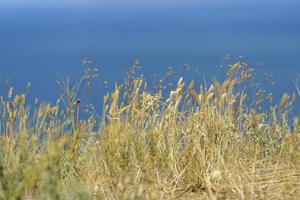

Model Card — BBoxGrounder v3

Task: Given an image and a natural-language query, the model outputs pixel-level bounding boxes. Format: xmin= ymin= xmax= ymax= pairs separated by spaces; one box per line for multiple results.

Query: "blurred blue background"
xmin=0 ymin=0 xmax=299 ymax=109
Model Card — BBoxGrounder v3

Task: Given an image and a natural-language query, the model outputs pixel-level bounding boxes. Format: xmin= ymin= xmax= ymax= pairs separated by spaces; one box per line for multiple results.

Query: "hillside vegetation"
xmin=0 ymin=62 xmax=300 ymax=199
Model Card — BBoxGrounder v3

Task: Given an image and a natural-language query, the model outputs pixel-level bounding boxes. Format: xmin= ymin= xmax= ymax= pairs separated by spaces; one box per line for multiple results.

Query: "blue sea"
xmin=0 ymin=1 xmax=300 ymax=110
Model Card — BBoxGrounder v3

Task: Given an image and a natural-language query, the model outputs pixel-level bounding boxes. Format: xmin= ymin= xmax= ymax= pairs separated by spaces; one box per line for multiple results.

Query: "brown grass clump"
xmin=0 ymin=62 xmax=300 ymax=199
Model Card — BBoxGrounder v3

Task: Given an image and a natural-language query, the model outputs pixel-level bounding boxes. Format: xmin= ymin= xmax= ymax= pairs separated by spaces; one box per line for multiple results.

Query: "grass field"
xmin=0 ymin=62 xmax=300 ymax=199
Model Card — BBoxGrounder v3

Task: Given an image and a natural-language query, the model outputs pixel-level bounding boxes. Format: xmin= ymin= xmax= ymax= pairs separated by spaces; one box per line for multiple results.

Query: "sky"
xmin=1 ymin=0 xmax=300 ymax=105
xmin=0 ymin=0 xmax=299 ymax=11
xmin=2 ymin=0 xmax=299 ymax=6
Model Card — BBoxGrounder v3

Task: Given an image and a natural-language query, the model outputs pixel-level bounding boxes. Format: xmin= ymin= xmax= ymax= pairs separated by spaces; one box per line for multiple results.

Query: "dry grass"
xmin=0 ymin=62 xmax=300 ymax=199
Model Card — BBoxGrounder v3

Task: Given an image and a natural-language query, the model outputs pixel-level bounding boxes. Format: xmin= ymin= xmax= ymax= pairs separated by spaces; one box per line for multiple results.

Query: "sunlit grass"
xmin=0 ymin=62 xmax=300 ymax=199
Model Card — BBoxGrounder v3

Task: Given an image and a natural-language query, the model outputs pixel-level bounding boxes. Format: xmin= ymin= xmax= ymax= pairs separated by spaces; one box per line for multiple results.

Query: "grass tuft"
xmin=0 ymin=62 xmax=300 ymax=199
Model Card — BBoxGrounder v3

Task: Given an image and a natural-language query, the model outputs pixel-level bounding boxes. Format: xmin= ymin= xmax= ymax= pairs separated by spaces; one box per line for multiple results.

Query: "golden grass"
xmin=0 ymin=62 xmax=300 ymax=199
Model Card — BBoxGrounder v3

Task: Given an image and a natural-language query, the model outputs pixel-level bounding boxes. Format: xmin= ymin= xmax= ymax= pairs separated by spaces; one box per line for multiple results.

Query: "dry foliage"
xmin=0 ymin=62 xmax=300 ymax=200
